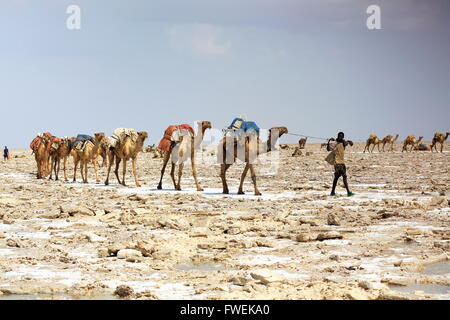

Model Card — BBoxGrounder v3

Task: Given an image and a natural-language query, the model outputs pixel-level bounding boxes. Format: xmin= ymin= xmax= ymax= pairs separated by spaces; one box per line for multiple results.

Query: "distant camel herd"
xmin=28 ymin=122 xmax=289 ymax=195
xmin=362 ymin=132 xmax=449 ymax=153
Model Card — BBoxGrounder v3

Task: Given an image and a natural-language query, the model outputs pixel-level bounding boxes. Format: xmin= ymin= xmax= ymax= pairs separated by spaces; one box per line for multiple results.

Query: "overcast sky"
xmin=1 ymin=0 xmax=449 ymax=148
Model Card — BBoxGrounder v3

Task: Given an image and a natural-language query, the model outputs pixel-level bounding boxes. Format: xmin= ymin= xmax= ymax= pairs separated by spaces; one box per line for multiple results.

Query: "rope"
xmin=285 ymin=132 xmax=329 ymax=141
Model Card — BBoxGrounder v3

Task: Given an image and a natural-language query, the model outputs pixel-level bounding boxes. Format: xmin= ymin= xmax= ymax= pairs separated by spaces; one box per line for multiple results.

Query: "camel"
xmin=71 ymin=133 xmax=105 ymax=183
xmin=292 ymin=147 xmax=302 ymax=156
xmin=157 ymin=121 xmax=211 ymax=191
xmin=431 ymin=132 xmax=450 ymax=153
xmin=381 ymin=134 xmax=399 ymax=152
xmin=105 ymin=130 xmax=148 ymax=187
xmin=298 ymin=137 xmax=307 ymax=149
xmin=30 ymin=135 xmax=51 ymax=179
xmin=97 ymin=136 xmax=111 ymax=168
xmin=49 ymin=137 xmax=75 ymax=181
xmin=414 ymin=143 xmax=432 ymax=151
xmin=363 ymin=134 xmax=381 ymax=153
xmin=402 ymin=135 xmax=423 ymax=152
xmin=218 ymin=126 xmax=288 ymax=195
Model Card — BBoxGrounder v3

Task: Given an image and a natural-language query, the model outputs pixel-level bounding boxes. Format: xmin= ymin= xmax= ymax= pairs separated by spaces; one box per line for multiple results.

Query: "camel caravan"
xmin=361 ymin=132 xmax=449 ymax=153
xmin=28 ymin=118 xmax=290 ymax=195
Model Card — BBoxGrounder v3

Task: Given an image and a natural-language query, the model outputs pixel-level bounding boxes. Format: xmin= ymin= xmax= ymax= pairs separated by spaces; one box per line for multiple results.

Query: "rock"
xmin=429 ymin=196 xmax=446 ymax=207
xmin=346 ymin=288 xmax=369 ymax=300
xmin=251 ymin=270 xmax=285 ymax=285
xmin=39 ymin=210 xmax=61 ymax=219
xmin=158 ymin=218 xmax=189 ymax=231
xmin=406 ymin=229 xmax=421 ymax=236
xmin=255 ymin=239 xmax=274 ymax=247
xmin=131 ymin=208 xmax=152 ymax=215
xmin=98 ymin=248 xmax=109 ymax=258
xmin=135 ymin=240 xmax=155 ymax=257
xmin=117 ymin=249 xmax=143 ymax=259
xmin=299 ymin=218 xmax=318 ymax=226
xmin=6 ymin=238 xmax=22 ymax=248
xmin=327 ymin=213 xmax=340 ymax=226
xmin=316 ymin=232 xmax=343 ymax=241
xmin=152 ymin=249 xmax=172 ymax=260
xmin=114 ymin=285 xmax=134 ymax=297
xmin=230 ymin=276 xmax=250 ymax=286
xmin=227 ymin=227 xmax=241 ymax=235
xmin=2 ymin=217 xmax=14 ymax=225
xmin=295 ymin=233 xmax=311 ymax=242
xmin=83 ymin=232 xmax=106 ymax=242
xmin=198 ymin=241 xmax=227 ymax=250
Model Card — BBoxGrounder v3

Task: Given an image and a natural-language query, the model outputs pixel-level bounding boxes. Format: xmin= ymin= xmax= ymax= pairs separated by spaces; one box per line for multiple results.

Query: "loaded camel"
xmin=363 ymin=134 xmax=381 ymax=153
xmin=104 ymin=130 xmax=148 ymax=187
xmin=381 ymin=134 xmax=399 ymax=152
xmin=72 ymin=133 xmax=105 ymax=183
xmin=431 ymin=132 xmax=449 ymax=153
xmin=157 ymin=121 xmax=212 ymax=191
xmin=50 ymin=137 xmax=75 ymax=181
xmin=30 ymin=134 xmax=51 ymax=179
xmin=402 ymin=135 xmax=423 ymax=152
xmin=218 ymin=126 xmax=288 ymax=195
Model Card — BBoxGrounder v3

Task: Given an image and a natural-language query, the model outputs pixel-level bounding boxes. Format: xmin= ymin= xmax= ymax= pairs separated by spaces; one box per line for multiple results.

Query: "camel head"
xmin=138 ymin=131 xmax=149 ymax=142
xmin=267 ymin=126 xmax=288 ymax=152
xmin=199 ymin=121 xmax=212 ymax=133
xmin=446 ymin=132 xmax=450 ymax=140
xmin=417 ymin=136 xmax=424 ymax=143
xmin=346 ymin=140 xmax=354 ymax=147
xmin=94 ymin=132 xmax=105 ymax=144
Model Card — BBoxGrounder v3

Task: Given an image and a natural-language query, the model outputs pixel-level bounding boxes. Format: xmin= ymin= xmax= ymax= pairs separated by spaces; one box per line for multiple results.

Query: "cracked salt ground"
xmin=0 ymin=143 xmax=449 ymax=299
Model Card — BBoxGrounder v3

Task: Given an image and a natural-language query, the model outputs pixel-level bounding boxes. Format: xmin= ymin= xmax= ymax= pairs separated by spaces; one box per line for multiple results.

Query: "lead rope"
xmin=284 ymin=132 xmax=330 ymax=141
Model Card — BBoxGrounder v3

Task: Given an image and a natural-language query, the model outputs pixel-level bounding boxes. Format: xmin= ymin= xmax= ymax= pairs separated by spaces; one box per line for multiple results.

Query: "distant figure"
xmin=326 ymin=132 xmax=354 ymax=197
xmin=3 ymin=146 xmax=9 ymax=161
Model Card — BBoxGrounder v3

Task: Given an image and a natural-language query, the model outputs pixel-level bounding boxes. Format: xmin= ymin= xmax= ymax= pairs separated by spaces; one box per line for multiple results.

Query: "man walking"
xmin=327 ymin=132 xmax=354 ymax=197
xmin=3 ymin=146 xmax=9 ymax=161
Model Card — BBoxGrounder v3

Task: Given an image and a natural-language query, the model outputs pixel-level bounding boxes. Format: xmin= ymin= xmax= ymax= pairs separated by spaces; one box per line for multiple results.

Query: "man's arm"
xmin=327 ymin=138 xmax=335 ymax=151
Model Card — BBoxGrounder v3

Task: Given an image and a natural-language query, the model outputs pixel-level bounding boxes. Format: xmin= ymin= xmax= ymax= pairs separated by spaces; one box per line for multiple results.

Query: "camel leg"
xmin=49 ymin=156 xmax=54 ymax=180
xmin=63 ymin=156 xmax=67 ymax=181
xmin=249 ymin=164 xmax=261 ymax=196
xmin=191 ymin=148 xmax=203 ymax=191
xmin=237 ymin=163 xmax=250 ymax=195
xmin=220 ymin=164 xmax=232 ymax=194
xmin=157 ymin=152 xmax=170 ymax=190
xmin=132 ymin=157 xmax=141 ymax=187
xmin=83 ymin=160 xmax=88 ymax=183
xmin=94 ymin=158 xmax=99 ymax=183
xmin=105 ymin=152 xmax=114 ymax=185
xmin=73 ymin=158 xmax=78 ymax=182
xmin=170 ymin=163 xmax=177 ymax=190
xmin=440 ymin=143 xmax=444 ymax=153
xmin=114 ymin=157 xmax=122 ymax=185
xmin=122 ymin=159 xmax=127 ymax=186
xmin=55 ymin=158 xmax=60 ymax=181
xmin=176 ymin=162 xmax=184 ymax=191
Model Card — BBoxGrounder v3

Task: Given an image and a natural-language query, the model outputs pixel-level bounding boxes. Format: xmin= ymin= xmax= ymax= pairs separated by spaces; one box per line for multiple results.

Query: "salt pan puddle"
xmin=389 ymin=283 xmax=450 ymax=296
xmin=423 ymin=261 xmax=450 ymax=275
xmin=3 ymin=265 xmax=83 ymax=282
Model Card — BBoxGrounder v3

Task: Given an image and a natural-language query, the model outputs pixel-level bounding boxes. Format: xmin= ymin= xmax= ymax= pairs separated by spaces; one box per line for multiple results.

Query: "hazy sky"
xmin=1 ymin=0 xmax=449 ymax=148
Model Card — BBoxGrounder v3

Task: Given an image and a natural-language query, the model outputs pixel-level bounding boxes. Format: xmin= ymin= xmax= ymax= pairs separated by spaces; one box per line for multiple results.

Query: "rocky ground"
xmin=0 ymin=142 xmax=449 ymax=300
